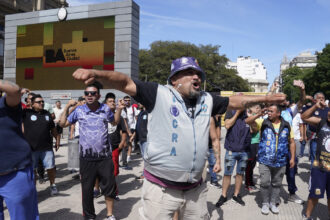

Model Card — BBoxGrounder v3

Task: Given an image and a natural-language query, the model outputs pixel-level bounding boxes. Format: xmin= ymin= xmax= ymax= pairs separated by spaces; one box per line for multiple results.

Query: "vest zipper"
xmin=189 ymin=118 xmax=197 ymax=182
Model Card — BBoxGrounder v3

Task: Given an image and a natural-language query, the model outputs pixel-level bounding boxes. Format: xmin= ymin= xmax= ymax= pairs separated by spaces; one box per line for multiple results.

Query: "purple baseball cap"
xmin=168 ymin=57 xmax=206 ymax=84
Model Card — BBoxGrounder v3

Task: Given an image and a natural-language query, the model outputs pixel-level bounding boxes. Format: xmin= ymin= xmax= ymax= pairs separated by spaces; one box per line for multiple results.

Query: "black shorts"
xmin=56 ymin=124 xmax=63 ymax=134
xmin=80 ymin=158 xmax=117 ymax=199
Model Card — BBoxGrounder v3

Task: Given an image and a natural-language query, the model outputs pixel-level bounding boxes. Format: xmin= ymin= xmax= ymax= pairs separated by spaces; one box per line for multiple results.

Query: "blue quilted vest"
xmin=258 ymin=118 xmax=291 ymax=167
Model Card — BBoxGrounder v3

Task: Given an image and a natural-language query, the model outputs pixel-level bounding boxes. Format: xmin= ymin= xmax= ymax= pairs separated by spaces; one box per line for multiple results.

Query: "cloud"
xmin=141 ymin=11 xmax=254 ymax=37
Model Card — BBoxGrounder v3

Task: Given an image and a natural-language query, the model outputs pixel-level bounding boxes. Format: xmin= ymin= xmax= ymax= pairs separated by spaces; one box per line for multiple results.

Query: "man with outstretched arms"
xmin=59 ymin=82 xmax=123 ymax=220
xmin=70 ymin=56 xmax=286 ymax=219
xmin=301 ymin=100 xmax=330 ymax=220
xmin=0 ymin=80 xmax=39 ymax=220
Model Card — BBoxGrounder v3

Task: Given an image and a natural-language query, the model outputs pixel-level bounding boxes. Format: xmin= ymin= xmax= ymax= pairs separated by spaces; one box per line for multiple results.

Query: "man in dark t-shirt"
xmin=71 ymin=56 xmax=286 ymax=219
xmin=301 ymin=100 xmax=330 ymax=219
xmin=0 ymin=81 xmax=39 ymax=220
xmin=22 ymin=94 xmax=59 ymax=196
xmin=302 ymin=92 xmax=329 ymax=165
xmin=216 ymin=109 xmax=251 ymax=207
xmin=105 ymin=93 xmax=128 ymax=176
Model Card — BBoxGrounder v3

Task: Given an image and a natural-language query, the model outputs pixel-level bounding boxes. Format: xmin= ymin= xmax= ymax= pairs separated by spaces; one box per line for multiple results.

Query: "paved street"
xmin=4 ymin=128 xmax=329 ymax=220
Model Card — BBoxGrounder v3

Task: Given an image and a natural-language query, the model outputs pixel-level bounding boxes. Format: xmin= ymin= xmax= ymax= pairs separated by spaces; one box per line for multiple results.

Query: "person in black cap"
xmin=70 ymin=56 xmax=287 ymax=219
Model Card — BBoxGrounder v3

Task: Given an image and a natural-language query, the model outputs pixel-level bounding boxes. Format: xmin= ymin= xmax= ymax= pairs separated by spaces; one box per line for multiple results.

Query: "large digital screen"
xmin=16 ymin=16 xmax=115 ymax=90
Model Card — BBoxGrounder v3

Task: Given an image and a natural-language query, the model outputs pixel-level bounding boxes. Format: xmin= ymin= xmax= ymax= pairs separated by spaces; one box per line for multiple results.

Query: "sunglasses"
xmin=35 ymin=100 xmax=44 ymax=104
xmin=84 ymin=91 xmax=98 ymax=96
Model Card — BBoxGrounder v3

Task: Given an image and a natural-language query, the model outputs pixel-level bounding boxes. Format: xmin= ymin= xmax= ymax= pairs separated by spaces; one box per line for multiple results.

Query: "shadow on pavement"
xmin=97 ymin=196 xmax=140 ymax=219
xmin=208 ymin=201 xmax=224 ymax=220
xmin=301 ymin=199 xmax=329 ymax=220
xmin=297 ymin=171 xmax=311 ymax=184
xmin=37 ymin=178 xmax=80 ymax=203
xmin=298 ymin=161 xmax=311 ymax=171
xmin=39 ymin=208 xmax=82 ymax=220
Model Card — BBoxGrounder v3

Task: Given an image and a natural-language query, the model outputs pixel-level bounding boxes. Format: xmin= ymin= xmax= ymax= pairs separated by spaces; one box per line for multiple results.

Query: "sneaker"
xmin=127 ymin=156 xmax=131 ymax=163
xmin=245 ymin=185 xmax=258 ymax=193
xmin=209 ymin=181 xmax=221 ymax=188
xmin=302 ymin=214 xmax=312 ymax=220
xmin=135 ymin=175 xmax=144 ymax=180
xmin=215 ymin=195 xmax=227 ymax=207
xmin=270 ymin=203 xmax=279 ymax=214
xmin=122 ymin=166 xmax=132 ymax=170
xmin=93 ymin=189 xmax=101 ymax=198
xmin=232 ymin=194 xmax=245 ymax=206
xmin=288 ymin=194 xmax=304 ymax=204
xmin=261 ymin=203 xmax=270 ymax=215
xmin=39 ymin=177 xmax=46 ymax=184
xmin=50 ymin=184 xmax=58 ymax=196
xmin=115 ymin=195 xmax=120 ymax=201
xmin=106 ymin=215 xmax=116 ymax=220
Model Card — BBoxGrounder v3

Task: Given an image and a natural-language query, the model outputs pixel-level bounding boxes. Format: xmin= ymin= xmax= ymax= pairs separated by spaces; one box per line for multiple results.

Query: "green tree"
xmin=282 ymin=44 xmax=330 ymax=100
xmin=304 ymin=44 xmax=330 ymax=98
xmin=139 ymin=41 xmax=251 ymax=92
xmin=282 ymin=67 xmax=307 ymax=102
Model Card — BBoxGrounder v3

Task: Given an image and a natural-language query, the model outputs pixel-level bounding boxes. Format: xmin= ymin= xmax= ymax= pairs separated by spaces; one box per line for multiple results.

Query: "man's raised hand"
xmin=72 ymin=68 xmax=97 ymax=85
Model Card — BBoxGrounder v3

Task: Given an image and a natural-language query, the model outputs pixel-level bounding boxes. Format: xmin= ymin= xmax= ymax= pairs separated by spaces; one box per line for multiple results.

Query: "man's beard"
xmin=188 ymin=89 xmax=200 ymax=99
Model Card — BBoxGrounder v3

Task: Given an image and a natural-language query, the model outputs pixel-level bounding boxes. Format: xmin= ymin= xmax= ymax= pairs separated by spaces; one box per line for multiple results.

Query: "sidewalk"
xmin=4 ymin=129 xmax=328 ymax=220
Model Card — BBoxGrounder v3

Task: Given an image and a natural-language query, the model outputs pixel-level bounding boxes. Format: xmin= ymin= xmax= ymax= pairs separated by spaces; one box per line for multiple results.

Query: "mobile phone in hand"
xmin=293 ymin=79 xmax=300 ymax=86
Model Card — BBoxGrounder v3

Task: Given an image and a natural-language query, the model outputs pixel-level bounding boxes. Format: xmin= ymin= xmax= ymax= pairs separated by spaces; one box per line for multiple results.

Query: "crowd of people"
xmin=0 ymin=56 xmax=329 ymax=220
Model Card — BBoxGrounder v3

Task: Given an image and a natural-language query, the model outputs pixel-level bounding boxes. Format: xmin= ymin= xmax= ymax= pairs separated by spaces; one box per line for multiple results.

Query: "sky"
xmin=68 ymin=0 xmax=330 ymax=86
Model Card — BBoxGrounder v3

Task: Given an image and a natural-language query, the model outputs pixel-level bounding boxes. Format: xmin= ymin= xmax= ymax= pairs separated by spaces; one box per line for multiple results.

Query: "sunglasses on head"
xmin=35 ymin=100 xmax=44 ymax=104
xmin=84 ymin=91 xmax=98 ymax=96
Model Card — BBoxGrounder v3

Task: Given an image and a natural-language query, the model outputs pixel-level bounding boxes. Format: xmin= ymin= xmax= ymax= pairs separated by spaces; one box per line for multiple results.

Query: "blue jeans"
xmin=208 ymin=148 xmax=218 ymax=183
xmin=310 ymin=139 xmax=317 ymax=165
xmin=140 ymin=142 xmax=147 ymax=176
xmin=32 ymin=150 xmax=55 ymax=170
xmin=299 ymin=140 xmax=306 ymax=157
xmin=139 ymin=142 xmax=147 ymax=158
xmin=286 ymin=153 xmax=298 ymax=194
xmin=0 ymin=166 xmax=39 ymax=220
xmin=224 ymin=151 xmax=248 ymax=176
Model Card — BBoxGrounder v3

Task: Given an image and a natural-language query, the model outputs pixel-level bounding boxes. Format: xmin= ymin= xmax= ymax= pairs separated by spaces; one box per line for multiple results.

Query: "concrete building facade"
xmin=280 ymin=51 xmax=318 ymax=74
xmin=3 ymin=0 xmax=139 ymax=103
xmin=226 ymin=56 xmax=269 ymax=93
xmin=0 ymin=0 xmax=66 ymax=79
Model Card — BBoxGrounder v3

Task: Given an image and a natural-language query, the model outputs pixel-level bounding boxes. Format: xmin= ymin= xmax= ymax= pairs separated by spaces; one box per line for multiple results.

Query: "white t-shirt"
xmin=292 ymin=113 xmax=303 ymax=140
xmin=121 ymin=110 xmax=127 ymax=119
xmin=53 ymin=107 xmax=64 ymax=123
xmin=289 ymin=104 xmax=298 ymax=118
xmin=126 ymin=106 xmax=140 ymax=130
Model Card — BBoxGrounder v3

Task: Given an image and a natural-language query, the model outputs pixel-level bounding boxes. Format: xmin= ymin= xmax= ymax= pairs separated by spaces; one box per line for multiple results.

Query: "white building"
xmin=280 ymin=55 xmax=290 ymax=75
xmin=226 ymin=56 xmax=269 ymax=93
xmin=280 ymin=51 xmax=318 ymax=75
xmin=290 ymin=51 xmax=317 ymax=69
xmin=274 ymin=51 xmax=318 ymax=92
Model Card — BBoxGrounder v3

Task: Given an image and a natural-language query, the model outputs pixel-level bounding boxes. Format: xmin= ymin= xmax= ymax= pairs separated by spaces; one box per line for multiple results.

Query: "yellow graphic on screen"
xmin=42 ymin=30 xmax=104 ymax=67
xmin=16 ymin=16 xmax=115 ymax=90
